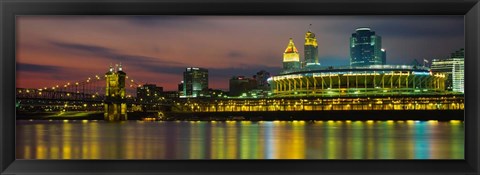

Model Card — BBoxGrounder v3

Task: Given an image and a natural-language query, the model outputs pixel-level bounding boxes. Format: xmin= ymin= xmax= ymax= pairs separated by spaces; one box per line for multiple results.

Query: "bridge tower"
xmin=104 ymin=64 xmax=127 ymax=121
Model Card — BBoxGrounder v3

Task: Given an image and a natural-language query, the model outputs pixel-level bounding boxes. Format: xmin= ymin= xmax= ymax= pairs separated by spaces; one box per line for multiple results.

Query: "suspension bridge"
xmin=16 ymin=64 xmax=172 ymax=121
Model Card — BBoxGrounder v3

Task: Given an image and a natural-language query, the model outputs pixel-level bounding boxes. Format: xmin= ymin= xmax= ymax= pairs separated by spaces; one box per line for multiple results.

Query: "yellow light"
xmin=366 ymin=120 xmax=374 ymax=124
xmin=450 ymin=120 xmax=461 ymax=124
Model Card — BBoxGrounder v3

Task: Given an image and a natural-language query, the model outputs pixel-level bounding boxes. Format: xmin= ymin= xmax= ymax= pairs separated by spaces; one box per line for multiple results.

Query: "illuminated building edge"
xmin=268 ymin=65 xmax=454 ymax=97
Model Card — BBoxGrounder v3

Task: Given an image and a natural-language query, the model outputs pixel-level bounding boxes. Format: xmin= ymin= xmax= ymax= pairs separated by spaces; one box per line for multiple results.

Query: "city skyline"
xmin=17 ymin=16 xmax=464 ymax=91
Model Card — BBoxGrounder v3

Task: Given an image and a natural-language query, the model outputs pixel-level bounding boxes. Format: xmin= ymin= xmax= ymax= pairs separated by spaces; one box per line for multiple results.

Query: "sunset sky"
xmin=16 ymin=16 xmax=464 ymax=91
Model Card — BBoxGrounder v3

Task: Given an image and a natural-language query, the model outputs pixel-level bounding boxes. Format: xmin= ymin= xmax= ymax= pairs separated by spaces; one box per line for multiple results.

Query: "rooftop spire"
xmin=284 ymin=38 xmax=299 ymax=53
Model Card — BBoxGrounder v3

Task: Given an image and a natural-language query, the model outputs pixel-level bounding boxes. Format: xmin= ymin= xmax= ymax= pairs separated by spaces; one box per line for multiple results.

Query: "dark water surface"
xmin=16 ymin=120 xmax=464 ymax=159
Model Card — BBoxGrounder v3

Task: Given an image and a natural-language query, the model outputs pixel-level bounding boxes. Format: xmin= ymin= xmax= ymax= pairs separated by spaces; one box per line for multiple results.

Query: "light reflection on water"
xmin=16 ymin=120 xmax=464 ymax=159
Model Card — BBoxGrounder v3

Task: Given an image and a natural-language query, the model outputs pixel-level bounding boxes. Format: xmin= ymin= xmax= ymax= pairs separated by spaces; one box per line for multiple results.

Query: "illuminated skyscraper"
xmin=350 ymin=27 xmax=383 ymax=66
xmin=304 ymin=28 xmax=319 ymax=67
xmin=183 ymin=67 xmax=208 ymax=98
xmin=431 ymin=48 xmax=464 ymax=93
xmin=283 ymin=38 xmax=301 ymax=71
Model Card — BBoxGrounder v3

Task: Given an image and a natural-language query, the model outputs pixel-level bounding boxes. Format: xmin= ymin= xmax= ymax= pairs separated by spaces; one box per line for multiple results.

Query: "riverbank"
xmin=16 ymin=110 xmax=464 ymax=121
xmin=15 ymin=111 xmax=161 ymax=120
xmin=168 ymin=110 xmax=464 ymax=121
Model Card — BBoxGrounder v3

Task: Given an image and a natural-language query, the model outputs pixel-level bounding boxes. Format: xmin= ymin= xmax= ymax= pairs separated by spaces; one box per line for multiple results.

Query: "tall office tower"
xmin=431 ymin=48 xmax=464 ymax=92
xmin=183 ymin=67 xmax=208 ymax=98
xmin=350 ymin=27 xmax=383 ymax=66
xmin=283 ymin=38 xmax=301 ymax=71
xmin=304 ymin=28 xmax=319 ymax=67
xmin=381 ymin=48 xmax=387 ymax=65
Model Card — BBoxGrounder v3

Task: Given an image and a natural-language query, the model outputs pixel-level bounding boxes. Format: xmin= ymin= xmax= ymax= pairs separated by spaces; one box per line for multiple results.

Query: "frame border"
xmin=1 ymin=0 xmax=479 ymax=174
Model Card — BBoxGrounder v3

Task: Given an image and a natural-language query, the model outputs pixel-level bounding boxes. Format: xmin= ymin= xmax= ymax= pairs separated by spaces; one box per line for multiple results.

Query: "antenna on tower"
xmin=308 ymin=24 xmax=312 ymax=31
xmin=119 ymin=62 xmax=123 ymax=71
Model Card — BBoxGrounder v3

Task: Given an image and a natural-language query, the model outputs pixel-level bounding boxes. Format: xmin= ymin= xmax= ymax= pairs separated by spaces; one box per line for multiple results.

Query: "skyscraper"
xmin=431 ymin=48 xmax=464 ymax=93
xmin=350 ymin=27 xmax=383 ymax=66
xmin=304 ymin=28 xmax=319 ymax=67
xmin=283 ymin=38 xmax=301 ymax=71
xmin=183 ymin=67 xmax=208 ymax=98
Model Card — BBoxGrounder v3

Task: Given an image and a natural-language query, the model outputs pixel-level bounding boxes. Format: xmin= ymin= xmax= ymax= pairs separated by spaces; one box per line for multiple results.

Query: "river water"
xmin=16 ymin=120 xmax=464 ymax=159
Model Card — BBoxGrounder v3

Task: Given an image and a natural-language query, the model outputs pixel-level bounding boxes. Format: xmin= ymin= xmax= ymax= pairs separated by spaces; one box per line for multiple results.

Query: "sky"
xmin=16 ymin=16 xmax=464 ymax=91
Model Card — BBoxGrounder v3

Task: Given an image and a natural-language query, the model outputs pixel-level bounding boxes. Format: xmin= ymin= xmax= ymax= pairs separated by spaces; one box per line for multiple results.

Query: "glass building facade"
xmin=183 ymin=67 xmax=208 ymax=98
xmin=350 ymin=27 xmax=383 ymax=66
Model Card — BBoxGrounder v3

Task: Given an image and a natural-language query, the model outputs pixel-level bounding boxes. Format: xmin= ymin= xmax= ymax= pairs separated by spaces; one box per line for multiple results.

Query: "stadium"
xmin=268 ymin=65 xmax=448 ymax=97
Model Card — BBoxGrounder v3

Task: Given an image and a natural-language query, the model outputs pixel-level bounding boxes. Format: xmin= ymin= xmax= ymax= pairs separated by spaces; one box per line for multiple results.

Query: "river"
xmin=16 ymin=120 xmax=464 ymax=159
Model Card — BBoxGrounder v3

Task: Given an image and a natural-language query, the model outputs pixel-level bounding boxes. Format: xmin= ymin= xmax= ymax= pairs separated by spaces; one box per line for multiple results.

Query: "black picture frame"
xmin=1 ymin=0 xmax=479 ymax=174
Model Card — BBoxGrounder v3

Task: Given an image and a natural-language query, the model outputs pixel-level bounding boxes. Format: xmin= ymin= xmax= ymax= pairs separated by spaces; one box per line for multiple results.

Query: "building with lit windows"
xmin=304 ymin=29 xmax=320 ymax=67
xmin=350 ymin=27 xmax=383 ymax=66
xmin=431 ymin=48 xmax=464 ymax=93
xmin=163 ymin=91 xmax=180 ymax=99
xmin=229 ymin=76 xmax=257 ymax=97
xmin=136 ymin=84 xmax=163 ymax=103
xmin=283 ymin=38 xmax=301 ymax=71
xmin=182 ymin=67 xmax=208 ymax=98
